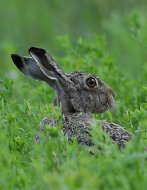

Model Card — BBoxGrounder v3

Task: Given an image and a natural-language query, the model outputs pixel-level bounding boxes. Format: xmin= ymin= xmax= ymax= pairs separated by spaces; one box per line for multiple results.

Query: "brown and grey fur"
xmin=11 ymin=47 xmax=131 ymax=148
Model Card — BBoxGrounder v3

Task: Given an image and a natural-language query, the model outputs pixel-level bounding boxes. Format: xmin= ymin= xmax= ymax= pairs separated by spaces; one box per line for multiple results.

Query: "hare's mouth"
xmin=105 ymin=95 xmax=115 ymax=109
xmin=93 ymin=94 xmax=115 ymax=113
xmin=105 ymin=101 xmax=112 ymax=109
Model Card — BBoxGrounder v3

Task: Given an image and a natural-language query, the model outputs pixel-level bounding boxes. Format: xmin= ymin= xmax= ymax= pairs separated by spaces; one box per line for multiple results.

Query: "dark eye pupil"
xmin=86 ymin=77 xmax=96 ymax=87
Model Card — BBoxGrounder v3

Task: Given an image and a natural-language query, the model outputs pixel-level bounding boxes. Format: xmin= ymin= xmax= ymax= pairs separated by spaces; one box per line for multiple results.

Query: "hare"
xmin=11 ymin=47 xmax=131 ymax=149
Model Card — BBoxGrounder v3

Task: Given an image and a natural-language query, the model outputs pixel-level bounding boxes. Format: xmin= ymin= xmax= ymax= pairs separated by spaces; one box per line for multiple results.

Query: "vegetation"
xmin=0 ymin=1 xmax=147 ymax=189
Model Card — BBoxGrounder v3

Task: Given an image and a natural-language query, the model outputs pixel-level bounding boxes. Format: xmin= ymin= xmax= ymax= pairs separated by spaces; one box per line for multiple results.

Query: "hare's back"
xmin=101 ymin=121 xmax=131 ymax=148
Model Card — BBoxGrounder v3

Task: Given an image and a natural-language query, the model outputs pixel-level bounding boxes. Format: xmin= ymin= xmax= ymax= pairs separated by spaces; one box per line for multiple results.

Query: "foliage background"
xmin=0 ymin=0 xmax=147 ymax=189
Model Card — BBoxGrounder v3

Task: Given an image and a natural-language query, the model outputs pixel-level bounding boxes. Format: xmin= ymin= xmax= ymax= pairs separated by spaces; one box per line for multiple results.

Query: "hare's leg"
xmin=34 ymin=116 xmax=58 ymax=144
xmin=99 ymin=120 xmax=131 ymax=149
xmin=38 ymin=117 xmax=55 ymax=131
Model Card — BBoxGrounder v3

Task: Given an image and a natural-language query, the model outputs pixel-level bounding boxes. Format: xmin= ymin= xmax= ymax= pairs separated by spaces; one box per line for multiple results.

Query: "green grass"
xmin=0 ymin=36 xmax=147 ymax=190
xmin=0 ymin=1 xmax=147 ymax=189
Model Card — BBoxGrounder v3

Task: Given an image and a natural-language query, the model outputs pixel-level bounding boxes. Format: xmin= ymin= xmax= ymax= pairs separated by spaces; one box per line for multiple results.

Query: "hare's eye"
xmin=86 ymin=77 xmax=96 ymax=88
xmin=70 ymin=77 xmax=74 ymax=82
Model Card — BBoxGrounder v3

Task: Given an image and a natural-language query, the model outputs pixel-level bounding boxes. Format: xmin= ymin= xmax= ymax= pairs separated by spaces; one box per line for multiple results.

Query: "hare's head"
xmin=11 ymin=47 xmax=114 ymax=114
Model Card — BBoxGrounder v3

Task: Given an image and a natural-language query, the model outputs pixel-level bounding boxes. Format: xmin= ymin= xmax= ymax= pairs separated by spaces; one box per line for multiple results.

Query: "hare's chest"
xmin=63 ymin=114 xmax=93 ymax=146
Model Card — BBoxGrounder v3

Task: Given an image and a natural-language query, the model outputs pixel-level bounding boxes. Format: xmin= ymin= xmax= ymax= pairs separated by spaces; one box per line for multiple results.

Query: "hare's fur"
xmin=11 ymin=47 xmax=131 ymax=148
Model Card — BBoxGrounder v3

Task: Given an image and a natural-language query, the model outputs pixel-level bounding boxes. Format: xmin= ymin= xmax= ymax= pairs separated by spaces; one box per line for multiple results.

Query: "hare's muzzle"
xmin=106 ymin=88 xmax=115 ymax=109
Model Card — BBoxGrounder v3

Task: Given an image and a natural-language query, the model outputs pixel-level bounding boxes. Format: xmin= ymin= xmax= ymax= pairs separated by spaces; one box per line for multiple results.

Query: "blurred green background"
xmin=0 ymin=1 xmax=147 ymax=189
xmin=0 ymin=0 xmax=147 ymax=79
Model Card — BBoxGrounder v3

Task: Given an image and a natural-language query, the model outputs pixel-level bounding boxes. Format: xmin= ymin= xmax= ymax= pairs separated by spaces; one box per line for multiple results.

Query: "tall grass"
xmin=0 ymin=35 xmax=147 ymax=189
xmin=0 ymin=1 xmax=147 ymax=189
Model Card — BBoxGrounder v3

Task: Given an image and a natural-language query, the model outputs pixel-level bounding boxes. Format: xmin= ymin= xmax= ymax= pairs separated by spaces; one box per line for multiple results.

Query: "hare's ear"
xmin=28 ymin=47 xmax=72 ymax=90
xmin=11 ymin=54 xmax=56 ymax=89
xmin=29 ymin=47 xmax=75 ymax=113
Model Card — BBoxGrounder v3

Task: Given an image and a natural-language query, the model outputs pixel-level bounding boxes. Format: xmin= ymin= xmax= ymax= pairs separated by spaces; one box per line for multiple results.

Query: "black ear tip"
xmin=11 ymin=54 xmax=24 ymax=70
xmin=29 ymin=47 xmax=37 ymax=53
xmin=29 ymin=47 xmax=46 ymax=56
xmin=11 ymin=54 xmax=21 ymax=63
xmin=11 ymin=54 xmax=17 ymax=61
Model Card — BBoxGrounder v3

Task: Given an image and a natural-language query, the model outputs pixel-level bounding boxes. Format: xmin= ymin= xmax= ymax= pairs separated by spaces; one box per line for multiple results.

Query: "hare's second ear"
xmin=29 ymin=47 xmax=70 ymax=86
xmin=29 ymin=47 xmax=75 ymax=113
xmin=11 ymin=54 xmax=56 ymax=88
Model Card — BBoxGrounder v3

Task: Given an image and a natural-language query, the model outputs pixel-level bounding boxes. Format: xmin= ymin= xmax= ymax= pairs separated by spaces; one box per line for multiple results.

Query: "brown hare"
xmin=11 ymin=47 xmax=131 ymax=149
